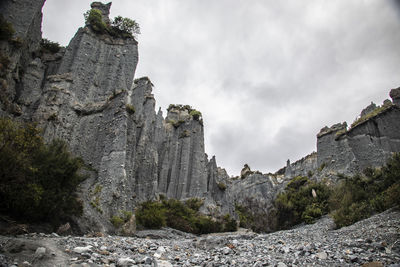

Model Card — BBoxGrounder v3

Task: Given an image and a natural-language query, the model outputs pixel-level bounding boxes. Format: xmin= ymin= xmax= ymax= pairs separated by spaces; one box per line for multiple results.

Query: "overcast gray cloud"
xmin=42 ymin=1 xmax=400 ymax=176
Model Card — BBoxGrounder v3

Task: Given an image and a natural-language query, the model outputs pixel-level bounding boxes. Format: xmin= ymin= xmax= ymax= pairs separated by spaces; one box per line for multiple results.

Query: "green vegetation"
xmin=0 ymin=15 xmax=15 ymax=41
xmin=334 ymin=128 xmax=347 ymax=139
xmin=273 ymin=176 xmax=331 ymax=229
xmin=40 ymin=38 xmax=61 ymax=54
xmin=125 ymin=104 xmax=135 ymax=114
xmin=217 ymin=182 xmax=227 ymax=191
xmin=270 ymin=153 xmax=400 ymax=230
xmin=94 ymin=184 xmax=103 ymax=194
xmin=350 ymin=101 xmax=393 ymax=128
xmin=84 ymin=9 xmax=140 ymax=39
xmin=0 ymin=118 xmax=86 ymax=225
xmin=111 ymin=16 xmax=140 ymax=38
xmin=179 ymin=130 xmax=190 ymax=138
xmin=84 ymin=9 xmax=107 ymax=33
xmin=136 ymin=198 xmax=237 ymax=234
xmin=329 ymin=153 xmax=400 ymax=228
xmin=189 ymin=110 xmax=202 ymax=121
xmin=318 ymin=162 xmax=326 ymax=172
xmin=110 ymin=210 xmax=133 ymax=228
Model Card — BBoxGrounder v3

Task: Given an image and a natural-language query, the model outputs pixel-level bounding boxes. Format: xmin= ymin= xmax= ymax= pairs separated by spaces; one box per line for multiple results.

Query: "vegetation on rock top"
xmin=350 ymin=101 xmax=393 ymax=129
xmin=84 ymin=9 xmax=140 ymax=39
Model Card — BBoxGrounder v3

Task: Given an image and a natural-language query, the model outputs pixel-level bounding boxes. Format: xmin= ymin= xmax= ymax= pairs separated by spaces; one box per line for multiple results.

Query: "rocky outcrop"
xmin=2 ymin=0 xmax=400 ymax=235
xmin=1 ymin=1 xmax=222 ymax=233
xmin=282 ymin=89 xmax=400 ymax=181
xmin=284 ymin=152 xmax=317 ymax=178
xmin=0 ymin=0 xmax=46 ymax=116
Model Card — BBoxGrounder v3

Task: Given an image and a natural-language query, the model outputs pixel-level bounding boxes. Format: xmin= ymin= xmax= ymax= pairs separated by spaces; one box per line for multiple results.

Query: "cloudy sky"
xmin=42 ymin=1 xmax=400 ymax=176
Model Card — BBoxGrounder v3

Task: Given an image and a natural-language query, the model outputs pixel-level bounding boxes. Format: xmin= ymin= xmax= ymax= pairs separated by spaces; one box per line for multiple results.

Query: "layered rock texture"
xmin=1 ymin=0 xmax=400 ymax=234
xmin=283 ymin=89 xmax=400 ymax=181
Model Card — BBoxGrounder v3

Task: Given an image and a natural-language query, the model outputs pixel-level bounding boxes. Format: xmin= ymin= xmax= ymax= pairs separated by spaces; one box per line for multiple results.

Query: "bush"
xmin=0 ymin=15 xmax=15 ymax=41
xmin=111 ymin=16 xmax=140 ymax=38
xmin=125 ymin=104 xmax=135 ymax=114
xmin=84 ymin=9 xmax=107 ymax=33
xmin=217 ymin=182 xmax=227 ymax=191
xmin=136 ymin=201 xmax=166 ymax=229
xmin=110 ymin=216 xmax=124 ymax=228
xmin=185 ymin=198 xmax=204 ymax=211
xmin=84 ymin=9 xmax=140 ymax=39
xmin=189 ymin=110 xmax=202 ymax=121
xmin=329 ymin=153 xmax=400 ymax=228
xmin=274 ymin=176 xmax=331 ymax=230
xmin=0 ymin=118 xmax=86 ymax=225
xmin=40 ymin=38 xmax=61 ymax=53
xmin=110 ymin=210 xmax=133 ymax=228
xmin=136 ymin=198 xmax=237 ymax=234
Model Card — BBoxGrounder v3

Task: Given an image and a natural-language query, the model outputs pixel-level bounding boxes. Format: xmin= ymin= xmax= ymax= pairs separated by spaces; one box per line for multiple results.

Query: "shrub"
xmin=110 ymin=210 xmax=133 ymax=228
xmin=125 ymin=104 xmax=135 ymax=114
xmin=84 ymin=9 xmax=140 ymax=39
xmin=185 ymin=198 xmax=204 ymax=211
xmin=274 ymin=176 xmax=331 ymax=229
xmin=0 ymin=118 xmax=86 ymax=225
xmin=40 ymin=38 xmax=61 ymax=53
xmin=222 ymin=214 xmax=237 ymax=232
xmin=110 ymin=216 xmax=124 ymax=228
xmin=329 ymin=153 xmax=400 ymax=228
xmin=0 ymin=15 xmax=15 ymax=41
xmin=84 ymin=9 xmax=107 ymax=33
xmin=111 ymin=16 xmax=140 ymax=38
xmin=136 ymin=198 xmax=237 ymax=234
xmin=189 ymin=110 xmax=202 ymax=121
xmin=136 ymin=201 xmax=166 ymax=229
xmin=217 ymin=182 xmax=227 ymax=191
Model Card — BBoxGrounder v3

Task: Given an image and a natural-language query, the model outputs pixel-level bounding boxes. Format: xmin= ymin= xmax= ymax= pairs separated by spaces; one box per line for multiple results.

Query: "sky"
xmin=41 ymin=1 xmax=400 ymax=176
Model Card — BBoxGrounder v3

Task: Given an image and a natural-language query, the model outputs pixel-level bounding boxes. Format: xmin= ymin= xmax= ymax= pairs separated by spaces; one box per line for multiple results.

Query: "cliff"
xmin=0 ymin=1 xmax=221 ymax=233
xmin=1 ymin=1 xmax=399 ymax=234
xmin=283 ymin=89 xmax=400 ymax=181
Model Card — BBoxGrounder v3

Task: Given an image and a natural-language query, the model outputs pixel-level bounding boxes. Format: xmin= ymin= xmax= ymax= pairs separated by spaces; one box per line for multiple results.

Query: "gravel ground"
xmin=0 ymin=209 xmax=399 ymax=267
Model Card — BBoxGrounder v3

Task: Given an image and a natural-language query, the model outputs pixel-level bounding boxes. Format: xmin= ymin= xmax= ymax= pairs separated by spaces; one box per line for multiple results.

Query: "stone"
xmin=117 ymin=257 xmax=135 ymax=266
xmin=154 ymin=246 xmax=166 ymax=258
xmin=222 ymin=247 xmax=231 ymax=255
xmin=73 ymin=246 xmax=92 ymax=254
xmin=156 ymin=260 xmax=173 ymax=267
xmin=316 ymin=251 xmax=328 ymax=260
xmin=277 ymin=262 xmax=287 ymax=267
xmin=121 ymin=214 xmax=136 ymax=236
xmin=35 ymin=247 xmax=46 ymax=258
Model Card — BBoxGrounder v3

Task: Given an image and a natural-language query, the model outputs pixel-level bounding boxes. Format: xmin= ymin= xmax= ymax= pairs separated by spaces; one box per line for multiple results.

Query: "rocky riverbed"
xmin=0 ymin=209 xmax=399 ymax=267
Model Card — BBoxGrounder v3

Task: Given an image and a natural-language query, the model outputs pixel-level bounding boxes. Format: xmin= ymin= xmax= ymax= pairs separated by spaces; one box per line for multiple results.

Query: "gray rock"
xmin=35 ymin=247 xmax=46 ymax=258
xmin=73 ymin=246 xmax=92 ymax=254
xmin=316 ymin=251 xmax=328 ymax=260
xmin=117 ymin=257 xmax=135 ymax=266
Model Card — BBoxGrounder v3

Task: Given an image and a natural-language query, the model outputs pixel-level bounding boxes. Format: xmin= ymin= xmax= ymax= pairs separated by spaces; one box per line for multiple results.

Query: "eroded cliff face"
xmin=2 ymin=0 xmax=400 ymax=234
xmin=282 ymin=89 xmax=400 ymax=182
xmin=1 ymin=1 xmax=224 ymax=233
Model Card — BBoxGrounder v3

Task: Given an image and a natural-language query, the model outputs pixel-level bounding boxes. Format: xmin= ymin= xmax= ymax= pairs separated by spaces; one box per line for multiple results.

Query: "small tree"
xmin=112 ymin=16 xmax=141 ymax=37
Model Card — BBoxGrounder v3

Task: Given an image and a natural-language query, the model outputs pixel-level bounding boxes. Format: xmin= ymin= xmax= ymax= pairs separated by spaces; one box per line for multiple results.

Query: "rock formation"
xmin=1 ymin=0 xmax=400 ymax=234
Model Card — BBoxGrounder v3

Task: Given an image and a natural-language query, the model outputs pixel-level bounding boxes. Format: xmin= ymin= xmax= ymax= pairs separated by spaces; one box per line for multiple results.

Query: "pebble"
xmin=0 ymin=210 xmax=399 ymax=267
xmin=73 ymin=246 xmax=92 ymax=254
xmin=35 ymin=247 xmax=46 ymax=258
